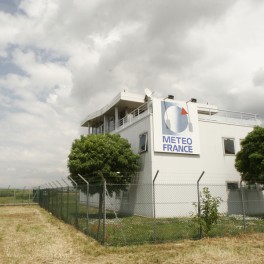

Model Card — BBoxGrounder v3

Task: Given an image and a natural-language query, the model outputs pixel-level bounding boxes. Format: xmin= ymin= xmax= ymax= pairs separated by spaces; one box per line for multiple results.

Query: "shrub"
xmin=194 ymin=187 xmax=222 ymax=236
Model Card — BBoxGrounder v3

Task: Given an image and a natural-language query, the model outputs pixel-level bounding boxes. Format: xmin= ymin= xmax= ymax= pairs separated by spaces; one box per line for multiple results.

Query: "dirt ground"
xmin=1 ymin=205 xmax=264 ymax=264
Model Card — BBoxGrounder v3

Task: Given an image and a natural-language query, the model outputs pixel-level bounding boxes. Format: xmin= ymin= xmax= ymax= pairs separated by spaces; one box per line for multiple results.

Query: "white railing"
xmin=117 ymin=102 xmax=149 ymax=131
xmin=198 ymin=108 xmax=259 ymax=126
xmin=96 ymin=104 xmax=260 ymax=135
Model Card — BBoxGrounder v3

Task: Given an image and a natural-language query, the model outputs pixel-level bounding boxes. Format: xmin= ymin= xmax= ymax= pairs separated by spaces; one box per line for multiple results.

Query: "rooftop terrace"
xmin=82 ymin=98 xmax=260 ymax=135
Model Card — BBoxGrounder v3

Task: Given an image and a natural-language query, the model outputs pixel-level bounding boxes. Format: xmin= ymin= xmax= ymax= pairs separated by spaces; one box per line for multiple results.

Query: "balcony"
xmin=111 ymin=102 xmax=150 ymax=132
xmin=198 ymin=107 xmax=260 ymax=126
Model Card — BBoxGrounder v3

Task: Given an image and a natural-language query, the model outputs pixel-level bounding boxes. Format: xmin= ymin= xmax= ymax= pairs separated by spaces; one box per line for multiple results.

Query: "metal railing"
xmin=92 ymin=103 xmax=260 ymax=135
xmin=198 ymin=108 xmax=259 ymax=126
xmin=117 ymin=102 xmax=149 ymax=131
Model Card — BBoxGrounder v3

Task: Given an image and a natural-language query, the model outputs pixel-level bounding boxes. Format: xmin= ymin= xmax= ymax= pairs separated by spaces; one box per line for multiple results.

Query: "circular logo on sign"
xmin=164 ymin=105 xmax=188 ymax=133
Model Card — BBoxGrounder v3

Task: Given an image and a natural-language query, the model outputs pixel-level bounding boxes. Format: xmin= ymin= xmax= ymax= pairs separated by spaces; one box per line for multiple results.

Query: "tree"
xmin=67 ymin=133 xmax=139 ymax=194
xmin=235 ymin=126 xmax=264 ymax=184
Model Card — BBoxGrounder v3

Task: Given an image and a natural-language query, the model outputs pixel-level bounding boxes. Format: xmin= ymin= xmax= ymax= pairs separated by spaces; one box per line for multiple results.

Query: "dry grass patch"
xmin=0 ymin=206 xmax=264 ymax=263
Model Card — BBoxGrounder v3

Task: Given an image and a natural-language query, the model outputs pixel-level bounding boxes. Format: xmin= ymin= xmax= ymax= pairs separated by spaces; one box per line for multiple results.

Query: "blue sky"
xmin=0 ymin=0 xmax=264 ymax=188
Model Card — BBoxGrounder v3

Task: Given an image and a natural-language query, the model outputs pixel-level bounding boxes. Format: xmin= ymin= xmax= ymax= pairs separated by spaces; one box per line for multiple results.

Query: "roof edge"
xmin=81 ymin=91 xmax=145 ymax=126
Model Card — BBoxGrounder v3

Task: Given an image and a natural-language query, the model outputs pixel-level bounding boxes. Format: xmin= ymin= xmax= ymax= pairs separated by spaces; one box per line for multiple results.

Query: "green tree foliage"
xmin=194 ymin=187 xmax=222 ymax=236
xmin=235 ymin=126 xmax=264 ymax=184
xmin=67 ymin=133 xmax=139 ymax=194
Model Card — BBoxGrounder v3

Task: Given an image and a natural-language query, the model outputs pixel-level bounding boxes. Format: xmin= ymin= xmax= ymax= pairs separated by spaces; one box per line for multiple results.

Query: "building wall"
xmin=81 ymin=113 xmax=262 ymax=218
xmin=81 ymin=93 xmax=261 ymax=218
xmin=117 ymin=114 xmax=154 ymax=217
xmin=150 ymin=119 xmax=255 ymax=217
xmin=151 ymin=120 xmax=254 ymax=184
xmin=115 ymin=112 xmax=257 ymax=217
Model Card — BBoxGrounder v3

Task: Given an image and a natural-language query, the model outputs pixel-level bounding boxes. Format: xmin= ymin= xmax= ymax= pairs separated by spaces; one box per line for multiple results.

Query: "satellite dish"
xmin=144 ymin=88 xmax=152 ymax=97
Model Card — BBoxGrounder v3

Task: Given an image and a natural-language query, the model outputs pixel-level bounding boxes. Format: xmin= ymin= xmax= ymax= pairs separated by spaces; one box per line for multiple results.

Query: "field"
xmin=0 ymin=206 xmax=264 ymax=263
xmin=0 ymin=189 xmax=33 ymax=204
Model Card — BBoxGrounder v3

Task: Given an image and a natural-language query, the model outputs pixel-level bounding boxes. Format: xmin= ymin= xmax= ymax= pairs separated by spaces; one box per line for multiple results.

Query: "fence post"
xmin=197 ymin=171 xmax=205 ymax=239
xmin=44 ymin=185 xmax=48 ymax=210
xmin=37 ymin=186 xmax=40 ymax=204
xmin=45 ymin=186 xmax=48 ymax=209
xmin=98 ymin=172 xmax=106 ymax=244
xmin=40 ymin=187 xmax=43 ymax=208
xmin=102 ymin=178 xmax=106 ymax=244
xmin=47 ymin=183 xmax=53 ymax=213
xmin=57 ymin=180 xmax=64 ymax=219
xmin=53 ymin=182 xmax=60 ymax=217
xmin=38 ymin=187 xmax=42 ymax=207
xmin=62 ymin=179 xmax=70 ymax=223
xmin=39 ymin=186 xmax=43 ymax=207
xmin=152 ymin=170 xmax=159 ymax=242
xmin=78 ymin=174 xmax=89 ymax=234
xmin=68 ymin=176 xmax=78 ymax=227
xmin=43 ymin=186 xmax=47 ymax=209
xmin=240 ymin=180 xmax=246 ymax=231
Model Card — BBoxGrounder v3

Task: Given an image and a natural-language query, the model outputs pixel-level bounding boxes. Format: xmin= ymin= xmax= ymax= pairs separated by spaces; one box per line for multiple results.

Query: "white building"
xmin=81 ymin=91 xmax=262 ymax=217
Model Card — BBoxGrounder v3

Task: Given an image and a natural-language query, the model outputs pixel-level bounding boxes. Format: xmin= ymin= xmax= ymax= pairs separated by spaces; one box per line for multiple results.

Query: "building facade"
xmin=81 ymin=91 xmax=262 ymax=217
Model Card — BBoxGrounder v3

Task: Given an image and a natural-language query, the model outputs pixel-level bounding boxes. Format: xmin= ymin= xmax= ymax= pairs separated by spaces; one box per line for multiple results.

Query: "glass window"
xmin=227 ymin=182 xmax=239 ymax=190
xmin=223 ymin=138 xmax=235 ymax=155
xmin=139 ymin=133 xmax=148 ymax=153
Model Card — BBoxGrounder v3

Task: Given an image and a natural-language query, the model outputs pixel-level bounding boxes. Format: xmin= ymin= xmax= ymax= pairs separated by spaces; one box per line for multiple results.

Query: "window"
xmin=223 ymin=138 xmax=235 ymax=155
xmin=227 ymin=182 xmax=239 ymax=190
xmin=139 ymin=133 xmax=148 ymax=153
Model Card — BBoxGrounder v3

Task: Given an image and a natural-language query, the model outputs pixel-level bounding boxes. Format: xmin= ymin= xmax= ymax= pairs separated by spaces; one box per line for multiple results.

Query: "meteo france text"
xmin=162 ymin=135 xmax=193 ymax=153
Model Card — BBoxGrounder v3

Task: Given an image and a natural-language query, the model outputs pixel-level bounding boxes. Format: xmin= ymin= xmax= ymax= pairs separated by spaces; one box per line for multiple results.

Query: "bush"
xmin=194 ymin=187 xmax=222 ymax=236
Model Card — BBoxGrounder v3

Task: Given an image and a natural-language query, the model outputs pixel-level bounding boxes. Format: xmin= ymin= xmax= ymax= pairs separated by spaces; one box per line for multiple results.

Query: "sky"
xmin=0 ymin=0 xmax=263 ymax=188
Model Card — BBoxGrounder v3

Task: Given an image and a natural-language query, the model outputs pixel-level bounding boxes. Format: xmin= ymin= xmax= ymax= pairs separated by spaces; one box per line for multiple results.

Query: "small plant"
xmin=194 ymin=187 xmax=222 ymax=236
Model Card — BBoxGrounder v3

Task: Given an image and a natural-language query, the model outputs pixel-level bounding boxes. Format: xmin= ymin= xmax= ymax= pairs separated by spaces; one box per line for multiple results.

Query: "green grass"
xmin=38 ymin=189 xmax=264 ymax=246
xmin=74 ymin=212 xmax=264 ymax=246
xmin=100 ymin=214 xmax=264 ymax=246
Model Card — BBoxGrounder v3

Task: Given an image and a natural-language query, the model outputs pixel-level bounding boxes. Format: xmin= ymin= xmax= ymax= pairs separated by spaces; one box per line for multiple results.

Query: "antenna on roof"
xmin=144 ymin=88 xmax=153 ymax=102
xmin=144 ymin=88 xmax=153 ymax=98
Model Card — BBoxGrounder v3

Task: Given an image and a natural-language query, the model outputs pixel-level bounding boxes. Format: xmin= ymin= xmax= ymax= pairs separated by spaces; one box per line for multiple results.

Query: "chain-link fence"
xmin=36 ymin=181 xmax=264 ymax=246
xmin=0 ymin=188 xmax=35 ymax=205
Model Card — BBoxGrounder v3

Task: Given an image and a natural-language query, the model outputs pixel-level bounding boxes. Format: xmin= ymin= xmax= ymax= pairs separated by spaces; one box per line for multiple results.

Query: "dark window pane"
xmin=224 ymin=138 xmax=235 ymax=154
xmin=139 ymin=133 xmax=148 ymax=153
xmin=227 ymin=182 xmax=239 ymax=190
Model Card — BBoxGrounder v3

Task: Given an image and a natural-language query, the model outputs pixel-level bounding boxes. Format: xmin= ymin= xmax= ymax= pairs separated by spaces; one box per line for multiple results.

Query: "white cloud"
xmin=19 ymin=0 xmax=58 ymax=19
xmin=0 ymin=0 xmax=264 ymax=187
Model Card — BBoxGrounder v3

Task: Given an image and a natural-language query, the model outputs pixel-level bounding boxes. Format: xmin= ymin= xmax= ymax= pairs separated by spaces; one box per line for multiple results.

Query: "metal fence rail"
xmin=35 ymin=181 xmax=264 ymax=246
